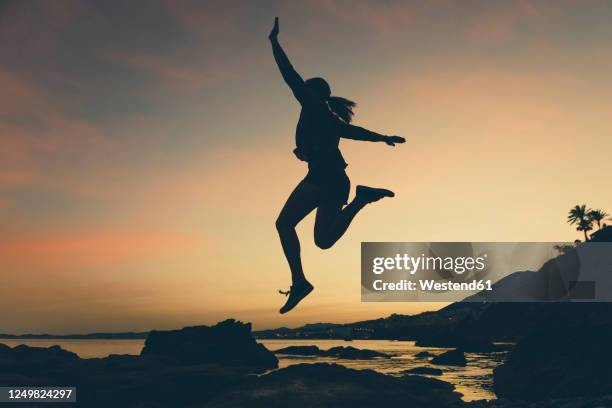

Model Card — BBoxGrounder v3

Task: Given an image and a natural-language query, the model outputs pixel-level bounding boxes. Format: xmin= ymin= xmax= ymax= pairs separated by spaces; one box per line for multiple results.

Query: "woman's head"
xmin=306 ymin=77 xmax=356 ymax=123
xmin=305 ymin=77 xmax=331 ymax=99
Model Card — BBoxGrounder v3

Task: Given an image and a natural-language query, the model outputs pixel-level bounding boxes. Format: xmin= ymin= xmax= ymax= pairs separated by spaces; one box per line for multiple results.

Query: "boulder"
xmin=202 ymin=363 xmax=463 ymax=407
xmin=274 ymin=345 xmax=390 ymax=359
xmin=493 ymin=324 xmax=612 ymax=400
xmin=590 ymin=225 xmax=612 ymax=242
xmin=141 ymin=319 xmax=277 ymax=371
xmin=274 ymin=345 xmax=321 ymax=356
xmin=324 ymin=346 xmax=390 ymax=359
xmin=431 ymin=349 xmax=467 ymax=366
xmin=403 ymin=366 xmax=443 ymax=376
xmin=0 ymin=343 xmax=79 ymax=373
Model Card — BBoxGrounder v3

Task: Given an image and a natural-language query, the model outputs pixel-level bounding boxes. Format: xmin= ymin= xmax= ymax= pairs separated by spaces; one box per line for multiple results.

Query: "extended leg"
xmin=276 ymin=180 xmax=320 ymax=283
xmin=276 ymin=180 xmax=321 ymax=314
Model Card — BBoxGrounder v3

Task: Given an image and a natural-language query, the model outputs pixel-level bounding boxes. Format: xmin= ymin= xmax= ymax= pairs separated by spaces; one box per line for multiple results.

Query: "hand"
xmin=385 ymin=135 xmax=406 ymax=146
xmin=269 ymin=17 xmax=279 ymax=40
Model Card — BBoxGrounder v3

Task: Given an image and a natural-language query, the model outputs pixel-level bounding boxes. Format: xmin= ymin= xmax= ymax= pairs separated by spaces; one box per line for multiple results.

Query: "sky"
xmin=1 ymin=0 xmax=611 ymax=334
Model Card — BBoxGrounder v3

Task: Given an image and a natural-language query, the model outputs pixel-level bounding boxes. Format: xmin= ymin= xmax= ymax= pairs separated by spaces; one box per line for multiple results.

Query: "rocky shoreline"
xmin=1 ymin=319 xmax=611 ymax=407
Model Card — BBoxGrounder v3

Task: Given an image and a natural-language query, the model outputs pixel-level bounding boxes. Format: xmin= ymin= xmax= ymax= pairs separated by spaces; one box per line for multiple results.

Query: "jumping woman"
xmin=270 ymin=18 xmax=405 ymax=314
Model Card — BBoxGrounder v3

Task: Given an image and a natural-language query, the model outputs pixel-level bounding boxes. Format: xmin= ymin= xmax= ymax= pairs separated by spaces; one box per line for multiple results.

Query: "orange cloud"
xmin=0 ymin=230 xmax=201 ymax=268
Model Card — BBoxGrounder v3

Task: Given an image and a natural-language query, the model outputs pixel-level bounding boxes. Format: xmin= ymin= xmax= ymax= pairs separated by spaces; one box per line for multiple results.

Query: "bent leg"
xmin=314 ymin=197 xmax=367 ymax=250
xmin=276 ymin=180 xmax=321 ymax=283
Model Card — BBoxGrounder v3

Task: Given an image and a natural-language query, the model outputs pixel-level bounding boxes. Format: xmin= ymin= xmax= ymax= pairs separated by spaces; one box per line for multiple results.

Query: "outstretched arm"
xmin=342 ymin=124 xmax=406 ymax=146
xmin=269 ymin=17 xmax=311 ymax=105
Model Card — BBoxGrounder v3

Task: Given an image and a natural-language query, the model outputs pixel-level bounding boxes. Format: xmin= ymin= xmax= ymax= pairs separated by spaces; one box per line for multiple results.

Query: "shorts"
xmin=303 ymin=167 xmax=350 ymax=205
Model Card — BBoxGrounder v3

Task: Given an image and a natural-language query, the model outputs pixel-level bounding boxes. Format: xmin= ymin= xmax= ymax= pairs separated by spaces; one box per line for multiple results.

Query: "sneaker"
xmin=279 ymin=280 xmax=314 ymax=314
xmin=355 ymin=185 xmax=395 ymax=204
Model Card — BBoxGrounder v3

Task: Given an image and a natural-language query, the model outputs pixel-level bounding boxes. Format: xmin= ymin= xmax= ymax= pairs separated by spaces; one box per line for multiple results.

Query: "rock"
xmin=73 ymin=356 xmax=249 ymax=407
xmin=201 ymin=363 xmax=463 ymax=407
xmin=431 ymin=349 xmax=467 ymax=366
xmin=0 ymin=343 xmax=79 ymax=373
xmin=274 ymin=345 xmax=321 ymax=355
xmin=141 ymin=319 xmax=277 ymax=371
xmin=415 ymin=351 xmax=432 ymax=358
xmin=403 ymin=366 xmax=443 ymax=376
xmin=590 ymin=225 xmax=612 ymax=242
xmin=274 ymin=345 xmax=390 ymax=359
xmin=493 ymin=324 xmax=612 ymax=400
xmin=324 ymin=346 xmax=390 ymax=359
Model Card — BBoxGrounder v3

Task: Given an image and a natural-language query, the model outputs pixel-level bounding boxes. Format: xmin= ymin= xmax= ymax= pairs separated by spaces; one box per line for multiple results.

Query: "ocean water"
xmin=0 ymin=338 xmax=505 ymax=401
xmin=260 ymin=339 xmax=505 ymax=401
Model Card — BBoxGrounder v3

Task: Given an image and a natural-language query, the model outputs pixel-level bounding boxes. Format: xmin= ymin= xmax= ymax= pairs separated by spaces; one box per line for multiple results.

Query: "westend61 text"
xmin=372 ymin=279 xmax=493 ymax=292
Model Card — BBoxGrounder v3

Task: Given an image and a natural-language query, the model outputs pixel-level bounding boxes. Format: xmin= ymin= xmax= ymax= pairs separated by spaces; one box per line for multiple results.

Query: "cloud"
xmin=0 ymin=230 xmax=201 ymax=269
xmin=309 ymin=0 xmax=422 ymax=33
xmin=461 ymin=0 xmax=581 ymax=45
xmin=0 ymin=68 xmax=110 ymax=191
xmin=300 ymin=0 xmax=589 ymax=49
xmin=0 ymin=0 xmax=80 ymax=56
xmin=0 ymin=129 xmax=38 ymax=188
xmin=97 ymin=49 xmax=236 ymax=92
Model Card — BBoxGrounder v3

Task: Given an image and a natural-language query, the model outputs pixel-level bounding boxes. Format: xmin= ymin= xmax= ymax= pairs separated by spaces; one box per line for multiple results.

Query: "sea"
xmin=0 ymin=338 xmax=507 ymax=401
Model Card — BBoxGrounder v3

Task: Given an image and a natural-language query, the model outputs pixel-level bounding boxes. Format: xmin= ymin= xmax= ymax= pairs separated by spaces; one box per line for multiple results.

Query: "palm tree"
xmin=567 ymin=204 xmax=593 ymax=242
xmin=577 ymin=218 xmax=594 ymax=241
xmin=588 ymin=209 xmax=609 ymax=230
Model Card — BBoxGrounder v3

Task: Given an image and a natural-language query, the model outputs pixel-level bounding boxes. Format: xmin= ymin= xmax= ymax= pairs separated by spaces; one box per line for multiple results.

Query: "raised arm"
xmin=269 ymin=18 xmax=311 ymax=105
xmin=342 ymin=124 xmax=406 ymax=146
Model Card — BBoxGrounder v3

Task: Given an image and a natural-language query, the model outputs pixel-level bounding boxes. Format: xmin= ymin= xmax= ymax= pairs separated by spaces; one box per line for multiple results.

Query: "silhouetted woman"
xmin=270 ymin=18 xmax=405 ymax=313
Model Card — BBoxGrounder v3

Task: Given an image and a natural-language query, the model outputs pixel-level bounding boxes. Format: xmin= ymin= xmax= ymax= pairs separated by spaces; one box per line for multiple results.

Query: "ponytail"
xmin=328 ymin=96 xmax=356 ymax=123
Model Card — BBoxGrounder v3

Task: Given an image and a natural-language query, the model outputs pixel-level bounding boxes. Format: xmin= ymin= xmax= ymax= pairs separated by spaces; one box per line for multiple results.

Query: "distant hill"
xmin=0 ymin=332 xmax=149 ymax=340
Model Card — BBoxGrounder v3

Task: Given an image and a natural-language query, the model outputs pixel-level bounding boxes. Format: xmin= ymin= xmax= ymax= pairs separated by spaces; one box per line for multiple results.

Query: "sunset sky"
xmin=1 ymin=0 xmax=611 ymax=334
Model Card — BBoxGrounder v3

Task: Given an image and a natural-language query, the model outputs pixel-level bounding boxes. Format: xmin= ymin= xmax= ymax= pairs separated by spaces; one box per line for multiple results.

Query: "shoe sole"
xmin=356 ymin=186 xmax=395 ymax=200
xmin=279 ymin=285 xmax=314 ymax=314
